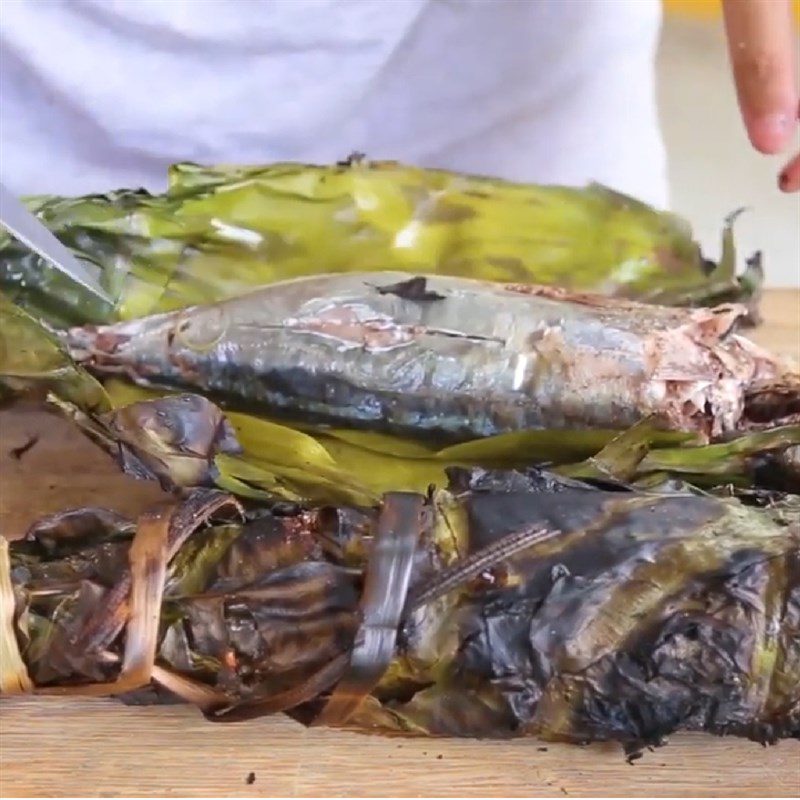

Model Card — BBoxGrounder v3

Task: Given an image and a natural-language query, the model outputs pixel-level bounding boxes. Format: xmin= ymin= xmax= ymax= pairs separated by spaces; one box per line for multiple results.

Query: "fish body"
xmin=66 ymin=272 xmax=790 ymax=441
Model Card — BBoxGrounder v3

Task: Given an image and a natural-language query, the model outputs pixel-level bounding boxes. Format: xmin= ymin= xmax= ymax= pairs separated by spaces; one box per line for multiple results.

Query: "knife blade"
xmin=0 ymin=181 xmax=112 ymax=304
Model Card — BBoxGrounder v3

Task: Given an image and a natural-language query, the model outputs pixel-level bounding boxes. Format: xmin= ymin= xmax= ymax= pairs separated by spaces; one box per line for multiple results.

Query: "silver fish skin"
xmin=65 ymin=272 xmax=791 ymax=441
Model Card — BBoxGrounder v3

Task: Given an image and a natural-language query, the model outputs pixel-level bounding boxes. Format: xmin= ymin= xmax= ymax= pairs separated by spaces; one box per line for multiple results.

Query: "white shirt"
xmin=0 ymin=0 xmax=668 ymax=207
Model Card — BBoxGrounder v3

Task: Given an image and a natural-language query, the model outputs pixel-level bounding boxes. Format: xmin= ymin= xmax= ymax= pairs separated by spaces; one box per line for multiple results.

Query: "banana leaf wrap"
xmin=2 ymin=473 xmax=798 ymax=755
xmin=0 ymin=159 xmax=762 ymax=329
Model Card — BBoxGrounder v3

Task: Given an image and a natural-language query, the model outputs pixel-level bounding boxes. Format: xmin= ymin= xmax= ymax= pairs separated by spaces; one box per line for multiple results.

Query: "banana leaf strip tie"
xmin=312 ymin=492 xmax=426 ymax=727
xmin=3 ymin=471 xmax=798 ymax=754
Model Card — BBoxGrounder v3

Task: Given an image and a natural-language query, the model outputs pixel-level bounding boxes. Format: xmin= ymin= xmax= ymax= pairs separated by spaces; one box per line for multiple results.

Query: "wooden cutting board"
xmin=1 ymin=290 xmax=798 ymax=798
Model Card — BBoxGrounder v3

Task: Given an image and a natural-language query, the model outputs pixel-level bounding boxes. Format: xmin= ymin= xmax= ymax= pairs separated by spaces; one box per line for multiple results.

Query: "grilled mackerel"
xmin=65 ymin=272 xmax=798 ymax=442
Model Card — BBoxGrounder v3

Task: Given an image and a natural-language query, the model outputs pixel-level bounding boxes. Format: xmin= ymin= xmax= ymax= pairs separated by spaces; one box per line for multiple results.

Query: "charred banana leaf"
xmin=0 ymin=159 xmax=761 ymax=328
xmin=2 ymin=473 xmax=798 ymax=754
xmin=65 ymin=272 xmax=798 ymax=442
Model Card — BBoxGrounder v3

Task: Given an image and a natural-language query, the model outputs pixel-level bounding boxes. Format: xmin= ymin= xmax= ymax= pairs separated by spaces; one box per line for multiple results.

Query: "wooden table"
xmin=1 ymin=291 xmax=798 ymax=798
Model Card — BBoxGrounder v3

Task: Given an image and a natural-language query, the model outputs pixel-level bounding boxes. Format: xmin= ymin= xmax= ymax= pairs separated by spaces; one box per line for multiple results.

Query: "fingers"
xmin=779 ymin=146 xmax=800 ymax=191
xmin=722 ymin=0 xmax=798 ymax=154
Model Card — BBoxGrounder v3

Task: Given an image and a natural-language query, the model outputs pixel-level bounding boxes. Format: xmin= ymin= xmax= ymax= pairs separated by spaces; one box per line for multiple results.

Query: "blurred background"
xmin=660 ymin=0 xmax=799 ymax=288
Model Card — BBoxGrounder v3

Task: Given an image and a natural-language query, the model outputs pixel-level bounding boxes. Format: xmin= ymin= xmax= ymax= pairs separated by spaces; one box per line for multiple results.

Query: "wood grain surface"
xmin=1 ymin=290 xmax=798 ymax=798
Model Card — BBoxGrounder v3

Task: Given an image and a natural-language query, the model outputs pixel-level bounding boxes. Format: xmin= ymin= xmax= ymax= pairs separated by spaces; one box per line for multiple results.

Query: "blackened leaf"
xmin=374 ymin=276 xmax=445 ymax=303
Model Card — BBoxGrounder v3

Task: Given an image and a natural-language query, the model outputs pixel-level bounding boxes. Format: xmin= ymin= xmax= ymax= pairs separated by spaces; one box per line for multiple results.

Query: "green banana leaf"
xmin=0 ymin=294 xmax=109 ymax=411
xmin=0 ymin=159 xmax=762 ymax=329
xmin=559 ymin=420 xmax=800 ymax=488
xmin=54 ymin=380 xmax=800 ymax=505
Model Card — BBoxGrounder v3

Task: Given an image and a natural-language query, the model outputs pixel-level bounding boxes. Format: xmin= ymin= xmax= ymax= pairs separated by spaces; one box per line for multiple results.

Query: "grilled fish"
xmin=65 ymin=272 xmax=798 ymax=442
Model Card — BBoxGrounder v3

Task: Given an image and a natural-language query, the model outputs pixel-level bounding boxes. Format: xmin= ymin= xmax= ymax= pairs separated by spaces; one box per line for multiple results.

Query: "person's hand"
xmin=722 ymin=0 xmax=799 ymax=191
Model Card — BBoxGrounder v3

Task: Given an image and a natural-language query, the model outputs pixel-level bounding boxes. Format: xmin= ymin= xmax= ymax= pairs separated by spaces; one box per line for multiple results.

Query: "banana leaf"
xmin=0 ymin=294 xmax=109 ymax=412
xmin=0 ymin=158 xmax=762 ymax=329
xmin=559 ymin=420 xmax=800 ymax=489
xmin=2 ymin=475 xmax=798 ymax=755
xmin=47 ymin=387 xmax=800 ymax=507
